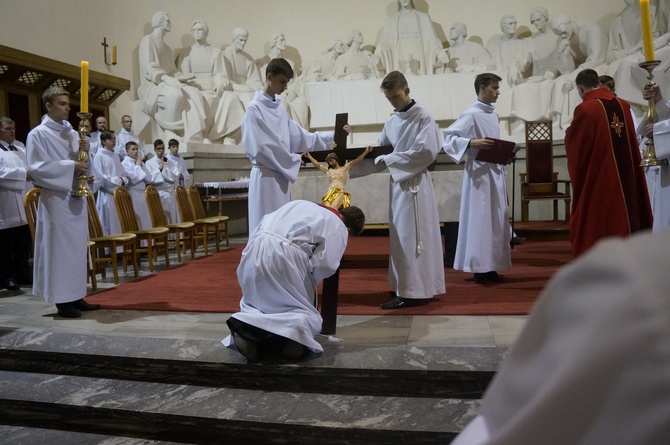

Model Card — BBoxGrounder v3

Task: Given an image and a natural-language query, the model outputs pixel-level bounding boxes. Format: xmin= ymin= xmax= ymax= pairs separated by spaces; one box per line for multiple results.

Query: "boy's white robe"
xmin=0 ymin=140 xmax=31 ymax=229
xmin=362 ymin=101 xmax=445 ymax=299
xmin=222 ymin=200 xmax=348 ymax=352
xmin=242 ymin=90 xmax=334 ymax=234
xmin=443 ymin=100 xmax=511 ymax=273
xmin=146 ymin=156 xmax=181 ymax=224
xmin=26 ymin=117 xmax=88 ymax=303
xmin=93 ymin=148 xmax=126 ymax=235
xmin=121 ymin=156 xmax=152 ymax=229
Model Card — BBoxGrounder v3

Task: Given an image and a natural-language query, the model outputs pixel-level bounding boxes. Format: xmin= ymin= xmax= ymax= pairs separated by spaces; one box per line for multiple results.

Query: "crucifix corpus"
xmin=306 ymin=113 xmax=393 ymax=162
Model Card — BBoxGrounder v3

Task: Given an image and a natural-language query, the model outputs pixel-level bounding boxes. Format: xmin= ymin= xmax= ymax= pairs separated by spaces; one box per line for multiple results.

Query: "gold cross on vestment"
xmin=610 ymin=113 xmax=625 ymax=137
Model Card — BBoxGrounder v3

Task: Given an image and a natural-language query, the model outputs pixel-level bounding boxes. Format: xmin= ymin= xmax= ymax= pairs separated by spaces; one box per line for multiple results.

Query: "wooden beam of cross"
xmin=307 ymin=113 xmax=393 ymax=162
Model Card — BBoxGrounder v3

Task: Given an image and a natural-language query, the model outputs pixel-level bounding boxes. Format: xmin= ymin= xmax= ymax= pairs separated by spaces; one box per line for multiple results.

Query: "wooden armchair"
xmin=175 ymin=185 xmax=220 ymax=255
xmin=24 ymin=187 xmax=97 ymax=291
xmin=86 ymin=194 xmax=138 ymax=285
xmin=114 ymin=186 xmax=170 ymax=272
xmin=519 ymin=120 xmax=571 ymax=222
xmin=188 ymin=184 xmax=229 ymax=247
xmin=145 ymin=185 xmax=195 ymax=262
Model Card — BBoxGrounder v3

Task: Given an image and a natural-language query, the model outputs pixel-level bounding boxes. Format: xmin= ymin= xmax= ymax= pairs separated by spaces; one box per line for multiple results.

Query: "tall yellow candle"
xmin=640 ymin=0 xmax=655 ymax=61
xmin=80 ymin=61 xmax=89 ymax=113
xmin=112 ymin=46 xmax=117 ymax=64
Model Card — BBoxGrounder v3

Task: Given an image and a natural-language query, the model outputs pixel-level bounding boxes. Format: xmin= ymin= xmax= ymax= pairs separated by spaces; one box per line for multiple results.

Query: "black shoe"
xmin=485 ymin=271 xmax=504 ymax=283
xmin=72 ymin=299 xmax=101 ymax=311
xmin=233 ymin=332 xmax=259 ymax=363
xmin=511 ymin=236 xmax=526 ymax=246
xmin=474 ymin=273 xmax=488 ymax=284
xmin=283 ymin=340 xmax=306 ymax=359
xmin=4 ymin=278 xmax=20 ymax=291
xmin=56 ymin=303 xmax=81 ymax=318
xmin=381 ymin=296 xmax=420 ymax=309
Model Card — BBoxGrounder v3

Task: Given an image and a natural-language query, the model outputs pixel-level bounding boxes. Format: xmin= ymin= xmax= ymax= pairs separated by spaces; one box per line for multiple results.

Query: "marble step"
xmin=0 ymin=425 xmax=187 ymax=445
xmin=0 ymin=370 xmax=478 ymax=445
xmin=0 ymin=328 xmax=502 ymax=400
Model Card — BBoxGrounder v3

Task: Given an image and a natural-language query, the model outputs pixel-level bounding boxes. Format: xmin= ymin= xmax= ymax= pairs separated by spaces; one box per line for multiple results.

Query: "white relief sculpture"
xmin=301 ymin=38 xmax=346 ymax=82
xmin=177 ymin=20 xmax=244 ymax=144
xmin=487 ymin=14 xmax=525 ymax=72
xmin=138 ymin=11 xmax=207 ymax=142
xmin=442 ymin=22 xmax=494 ymax=73
xmin=331 ymin=29 xmax=377 ymax=80
xmin=221 ymin=27 xmax=264 ymax=109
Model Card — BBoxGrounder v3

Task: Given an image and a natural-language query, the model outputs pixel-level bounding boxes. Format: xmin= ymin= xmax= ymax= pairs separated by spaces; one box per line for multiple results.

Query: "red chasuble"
xmin=565 ymin=87 xmax=653 ymax=257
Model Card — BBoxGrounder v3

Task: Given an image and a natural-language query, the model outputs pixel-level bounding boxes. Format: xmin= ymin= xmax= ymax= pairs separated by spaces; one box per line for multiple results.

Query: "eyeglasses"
xmin=122 ymin=120 xmax=132 ymax=123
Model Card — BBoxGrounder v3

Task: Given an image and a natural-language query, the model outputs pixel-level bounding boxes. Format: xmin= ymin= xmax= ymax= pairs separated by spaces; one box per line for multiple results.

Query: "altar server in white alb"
xmin=222 ymin=200 xmax=365 ymax=363
xmin=0 ymin=116 xmax=33 ymax=289
xmin=167 ymin=138 xmax=189 ymax=187
xmin=242 ymin=58 xmax=346 ymax=234
xmin=93 ymin=131 xmax=127 ymax=236
xmin=26 ymin=86 xmax=100 ymax=318
xmin=121 ymin=141 xmax=152 ymax=229
xmin=443 ymin=73 xmax=511 ymax=285
xmin=114 ymin=114 xmax=142 ymax=160
xmin=146 ymin=138 xmax=181 ymax=224
xmin=451 ymin=231 xmax=670 ymax=445
xmin=351 ymin=70 xmax=445 ymax=309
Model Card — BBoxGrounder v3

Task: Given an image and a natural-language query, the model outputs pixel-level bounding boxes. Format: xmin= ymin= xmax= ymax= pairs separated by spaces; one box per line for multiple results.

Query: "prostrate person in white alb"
xmin=26 ymin=86 xmax=100 ymax=318
xmin=222 ymin=200 xmax=365 ymax=363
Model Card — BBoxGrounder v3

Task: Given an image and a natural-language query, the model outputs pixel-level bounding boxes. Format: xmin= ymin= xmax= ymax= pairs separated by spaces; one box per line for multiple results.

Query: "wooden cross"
xmin=307 ymin=113 xmax=393 ymax=162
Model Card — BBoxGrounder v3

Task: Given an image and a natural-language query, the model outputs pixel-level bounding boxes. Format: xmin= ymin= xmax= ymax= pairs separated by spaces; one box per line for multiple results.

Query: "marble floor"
xmin=0 ymin=235 xmax=528 ymax=444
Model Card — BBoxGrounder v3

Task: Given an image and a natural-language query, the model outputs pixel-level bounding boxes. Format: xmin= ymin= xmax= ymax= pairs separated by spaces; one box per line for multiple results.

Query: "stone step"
xmin=0 ymin=328 xmax=502 ymax=400
xmin=0 ymin=425 xmax=187 ymax=445
xmin=0 ymin=370 xmax=477 ymax=444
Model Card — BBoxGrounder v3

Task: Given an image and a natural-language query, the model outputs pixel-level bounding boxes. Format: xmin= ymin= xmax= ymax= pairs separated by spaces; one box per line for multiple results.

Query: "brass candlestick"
xmin=72 ymin=111 xmax=93 ymax=197
xmin=639 ymin=60 xmax=669 ymax=167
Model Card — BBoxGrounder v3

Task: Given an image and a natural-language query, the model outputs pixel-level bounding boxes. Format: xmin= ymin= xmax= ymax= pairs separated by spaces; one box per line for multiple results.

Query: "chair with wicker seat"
xmin=175 ymin=184 xmax=220 ymax=255
xmin=114 ymin=186 xmax=170 ymax=272
xmin=145 ymin=185 xmax=195 ymax=262
xmin=24 ymin=187 xmax=97 ymax=291
xmin=85 ymin=194 xmax=138 ymax=285
xmin=187 ymin=184 xmax=229 ymax=247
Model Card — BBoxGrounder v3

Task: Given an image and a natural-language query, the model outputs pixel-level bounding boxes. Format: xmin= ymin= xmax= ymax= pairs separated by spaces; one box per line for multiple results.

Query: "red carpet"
xmin=87 ymin=237 xmax=572 ymax=315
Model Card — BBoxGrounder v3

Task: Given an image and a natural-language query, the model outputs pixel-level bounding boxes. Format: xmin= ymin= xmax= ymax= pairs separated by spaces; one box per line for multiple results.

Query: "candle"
xmin=640 ymin=0 xmax=655 ymax=61
xmin=80 ymin=61 xmax=89 ymax=113
xmin=112 ymin=46 xmax=117 ymax=64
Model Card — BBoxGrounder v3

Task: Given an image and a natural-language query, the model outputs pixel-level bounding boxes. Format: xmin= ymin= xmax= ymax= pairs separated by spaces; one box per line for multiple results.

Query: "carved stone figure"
xmin=221 ymin=27 xmax=264 ymax=108
xmin=551 ymin=14 xmax=608 ymax=76
xmin=509 ymin=7 xmax=561 ymax=85
xmin=487 ymin=14 xmax=525 ymax=71
xmin=177 ymin=20 xmax=244 ymax=144
xmin=370 ymin=0 xmax=445 ymax=76
xmin=442 ymin=22 xmax=494 ymax=73
xmin=138 ymin=11 xmax=207 ymax=142
xmin=331 ymin=30 xmax=377 ymax=80
xmin=301 ymin=38 xmax=346 ymax=82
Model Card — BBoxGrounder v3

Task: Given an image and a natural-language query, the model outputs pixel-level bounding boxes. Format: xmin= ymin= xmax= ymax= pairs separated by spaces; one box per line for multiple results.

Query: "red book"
xmin=475 ymin=138 xmax=518 ymax=165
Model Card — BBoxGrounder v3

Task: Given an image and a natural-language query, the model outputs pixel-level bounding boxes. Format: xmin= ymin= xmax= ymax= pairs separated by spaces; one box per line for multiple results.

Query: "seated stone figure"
xmin=442 ymin=22 xmax=494 ymax=73
xmin=177 ymin=20 xmax=244 ymax=144
xmin=331 ymin=29 xmax=377 ymax=80
xmin=301 ymin=38 xmax=346 ymax=82
xmin=221 ymin=27 xmax=264 ymax=108
xmin=138 ymin=11 xmax=207 ymax=143
xmin=487 ymin=14 xmax=525 ymax=72
xmin=257 ymin=33 xmax=309 ymax=129
xmin=509 ymin=7 xmax=561 ymax=85
xmin=370 ymin=0 xmax=446 ymax=76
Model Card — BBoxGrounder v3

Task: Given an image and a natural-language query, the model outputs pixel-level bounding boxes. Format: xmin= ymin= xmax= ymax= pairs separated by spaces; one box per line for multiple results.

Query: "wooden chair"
xmin=519 ymin=120 xmax=571 ymax=222
xmin=188 ymin=184 xmax=229 ymax=247
xmin=145 ymin=185 xmax=195 ymax=262
xmin=24 ymin=187 xmax=97 ymax=291
xmin=85 ymin=194 xmax=138 ymax=285
xmin=175 ymin=184 xmax=220 ymax=255
xmin=114 ymin=186 xmax=170 ymax=272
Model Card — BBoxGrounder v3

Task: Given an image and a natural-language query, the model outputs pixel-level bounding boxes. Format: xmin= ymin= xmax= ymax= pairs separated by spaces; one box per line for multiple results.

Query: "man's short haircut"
xmin=153 ymin=138 xmax=165 ymax=149
xmin=266 ymin=57 xmax=294 ymax=79
xmin=168 ymin=138 xmax=179 ymax=147
xmin=340 ymin=206 xmax=366 ymax=236
xmin=576 ymin=69 xmax=600 ymax=89
xmin=474 ymin=73 xmax=502 ymax=93
xmin=100 ymin=131 xmax=115 ymax=143
xmin=42 ymin=86 xmax=69 ymax=106
xmin=0 ymin=116 xmax=15 ymax=127
xmin=381 ymin=70 xmax=408 ymax=91
xmin=125 ymin=141 xmax=139 ymax=151
xmin=598 ymin=75 xmax=615 ymax=92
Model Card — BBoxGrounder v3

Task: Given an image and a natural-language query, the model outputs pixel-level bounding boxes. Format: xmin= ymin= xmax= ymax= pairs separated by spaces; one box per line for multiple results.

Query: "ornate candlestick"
xmin=639 ymin=60 xmax=669 ymax=167
xmin=72 ymin=111 xmax=93 ymax=197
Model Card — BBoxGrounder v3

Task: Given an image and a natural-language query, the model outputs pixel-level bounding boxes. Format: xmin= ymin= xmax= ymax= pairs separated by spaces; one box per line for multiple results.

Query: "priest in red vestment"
xmin=565 ymin=69 xmax=652 ymax=257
